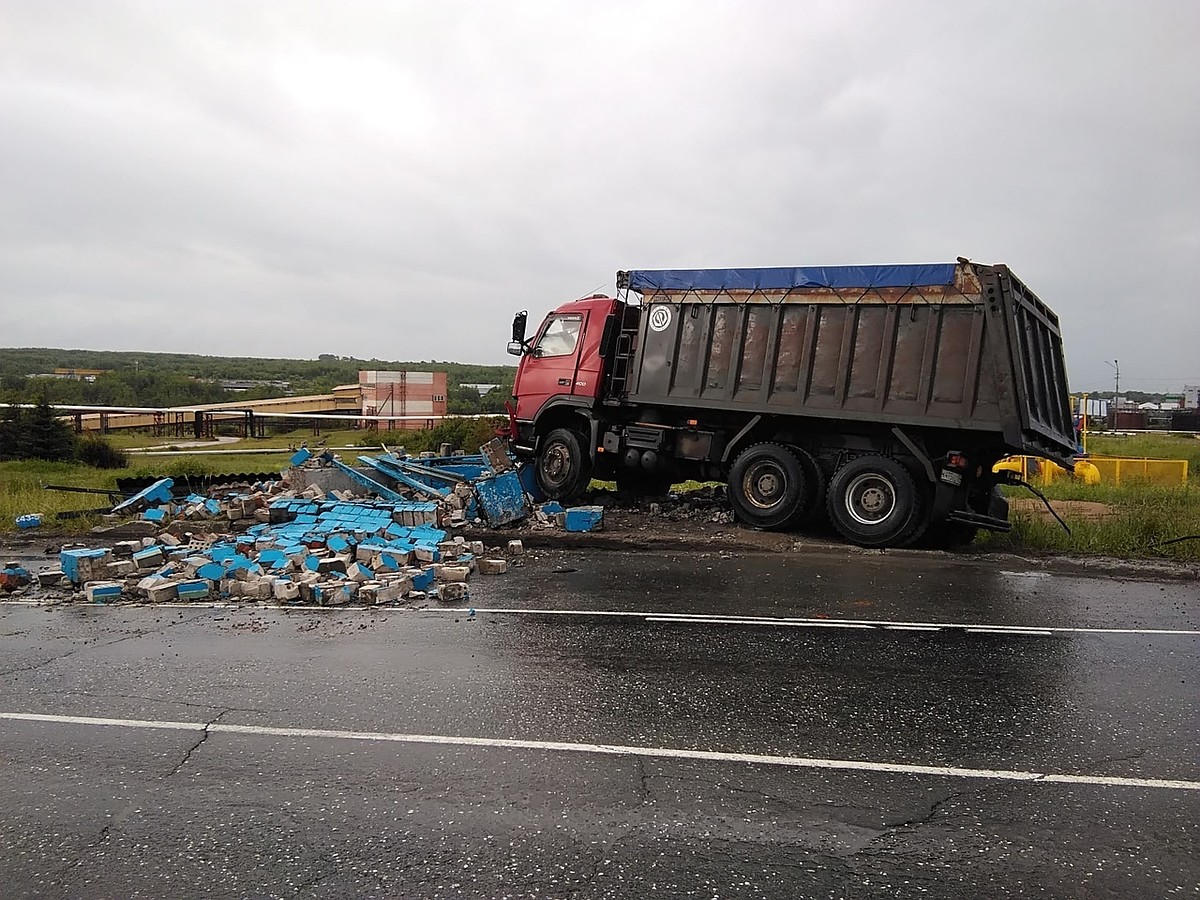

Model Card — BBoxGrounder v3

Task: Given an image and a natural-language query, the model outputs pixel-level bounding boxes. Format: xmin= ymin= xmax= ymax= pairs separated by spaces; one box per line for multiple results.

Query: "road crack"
xmin=882 ymin=790 xmax=965 ymax=829
xmin=635 ymin=756 xmax=652 ymax=802
xmin=167 ymin=709 xmax=228 ymax=777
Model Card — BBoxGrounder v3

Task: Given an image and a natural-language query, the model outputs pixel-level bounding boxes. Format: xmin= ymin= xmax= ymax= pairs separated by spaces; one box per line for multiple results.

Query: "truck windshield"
xmin=535 ymin=315 xmax=583 ymax=358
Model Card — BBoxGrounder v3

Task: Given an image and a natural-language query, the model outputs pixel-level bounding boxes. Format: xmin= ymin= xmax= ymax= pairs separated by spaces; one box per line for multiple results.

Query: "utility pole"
xmin=1106 ymin=359 xmax=1120 ymax=408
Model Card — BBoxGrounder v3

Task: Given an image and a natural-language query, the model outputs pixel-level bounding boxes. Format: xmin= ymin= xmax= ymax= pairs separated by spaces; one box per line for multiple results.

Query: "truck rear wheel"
xmin=826 ymin=456 xmax=920 ymax=548
xmin=727 ymin=443 xmax=809 ymax=530
xmin=536 ymin=428 xmax=592 ymax=501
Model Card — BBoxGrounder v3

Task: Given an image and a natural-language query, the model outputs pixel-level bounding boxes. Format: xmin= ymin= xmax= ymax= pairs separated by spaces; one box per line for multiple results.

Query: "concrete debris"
xmin=529 ymin=502 xmax=605 ymax=533
xmin=46 ymin=445 xmax=542 ymax=607
xmin=1 ymin=563 xmax=32 ymax=592
xmin=57 ymin=498 xmax=527 ymax=606
xmin=591 ymin=485 xmax=735 ymax=525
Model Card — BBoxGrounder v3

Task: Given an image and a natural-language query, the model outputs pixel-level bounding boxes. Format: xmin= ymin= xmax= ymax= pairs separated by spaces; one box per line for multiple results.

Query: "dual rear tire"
xmin=825 ymin=456 xmax=929 ymax=548
xmin=726 ymin=442 xmax=824 ymax=530
xmin=727 ymin=444 xmax=930 ymax=548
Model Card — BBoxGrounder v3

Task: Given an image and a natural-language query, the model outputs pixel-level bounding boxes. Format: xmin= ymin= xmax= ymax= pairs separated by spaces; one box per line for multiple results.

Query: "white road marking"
xmin=3 ymin=600 xmax=1198 ymax=637
xmin=419 ymin=607 xmax=1200 ymax=638
xmin=965 ymin=627 xmax=1055 ymax=637
xmin=645 ymin=616 xmax=876 ymax=630
xmin=2 ymin=711 xmax=1197 ymax=792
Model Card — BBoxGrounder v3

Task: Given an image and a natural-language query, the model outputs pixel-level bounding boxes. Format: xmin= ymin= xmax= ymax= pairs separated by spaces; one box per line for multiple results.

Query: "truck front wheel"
xmin=826 ymin=456 xmax=920 ymax=548
xmin=536 ymin=428 xmax=592 ymax=501
xmin=727 ymin=443 xmax=809 ymax=530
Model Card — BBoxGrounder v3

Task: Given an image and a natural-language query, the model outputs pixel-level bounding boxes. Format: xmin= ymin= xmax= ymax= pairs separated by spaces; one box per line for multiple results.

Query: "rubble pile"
xmin=25 ymin=438 xmax=610 ymax=606
xmin=1 ymin=562 xmax=32 ymax=593
xmin=579 ymin=485 xmax=734 ymax=524
xmin=53 ymin=517 xmax=522 ymax=606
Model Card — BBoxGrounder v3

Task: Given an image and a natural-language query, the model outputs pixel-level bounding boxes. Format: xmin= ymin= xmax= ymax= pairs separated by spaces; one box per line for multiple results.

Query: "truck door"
xmin=513 ymin=312 xmax=586 ymax=422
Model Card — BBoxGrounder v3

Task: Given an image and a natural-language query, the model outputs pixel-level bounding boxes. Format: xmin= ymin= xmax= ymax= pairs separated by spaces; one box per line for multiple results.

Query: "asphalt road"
xmin=1 ymin=548 xmax=1197 ymax=899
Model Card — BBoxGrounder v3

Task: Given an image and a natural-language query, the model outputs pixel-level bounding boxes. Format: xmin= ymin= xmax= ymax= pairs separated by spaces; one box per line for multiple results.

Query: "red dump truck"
xmin=502 ymin=260 xmax=1076 ymax=549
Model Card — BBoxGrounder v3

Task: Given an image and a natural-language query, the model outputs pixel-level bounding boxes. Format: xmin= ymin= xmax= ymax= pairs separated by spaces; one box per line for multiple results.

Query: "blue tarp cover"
xmin=624 ymin=264 xmax=958 ymax=293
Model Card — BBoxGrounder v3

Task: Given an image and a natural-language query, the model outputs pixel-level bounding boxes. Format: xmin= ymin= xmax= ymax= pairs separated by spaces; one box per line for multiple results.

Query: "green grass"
xmin=0 ymin=455 xmax=293 ymax=533
xmin=1082 ymin=433 xmax=1200 ymax=479
xmin=978 ymin=485 xmax=1200 ymax=561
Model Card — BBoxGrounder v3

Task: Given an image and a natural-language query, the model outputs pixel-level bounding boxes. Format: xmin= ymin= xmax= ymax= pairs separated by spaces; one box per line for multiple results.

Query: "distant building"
xmin=459 ymin=383 xmax=502 ymax=395
xmin=359 ymin=371 xmax=448 ymax=429
xmin=34 ymin=367 xmax=109 ymax=383
xmin=216 ymin=379 xmax=292 ymax=393
xmin=1184 ymin=386 xmax=1199 ymax=410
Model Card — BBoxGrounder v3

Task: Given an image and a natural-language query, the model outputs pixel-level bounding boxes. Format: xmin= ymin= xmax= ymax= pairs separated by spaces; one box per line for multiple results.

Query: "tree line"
xmin=0 ymin=349 xmax=516 ymax=413
xmin=0 ymin=403 xmax=127 ymax=467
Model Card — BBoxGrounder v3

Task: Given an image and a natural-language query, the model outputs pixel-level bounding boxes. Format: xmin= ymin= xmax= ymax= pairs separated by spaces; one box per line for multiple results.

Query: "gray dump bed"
xmin=616 ymin=261 xmax=1076 ymax=465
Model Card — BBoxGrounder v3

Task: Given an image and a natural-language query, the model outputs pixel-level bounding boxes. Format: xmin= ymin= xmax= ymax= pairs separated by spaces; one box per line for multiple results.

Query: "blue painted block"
xmin=176 ymin=579 xmax=210 ymax=600
xmin=226 ymin=555 xmax=256 ymax=573
xmin=564 ymin=506 xmax=604 ymax=533
xmin=132 ymin=547 xmax=165 ymax=567
xmin=86 ymin=582 xmax=123 ymax=604
xmin=291 ymin=448 xmax=312 ymax=466
xmin=411 ymin=525 xmax=447 ymax=544
xmin=327 ymin=534 xmax=351 ymax=553
xmin=112 ymin=477 xmax=174 ymax=514
xmin=143 ymin=507 xmax=167 ymax=523
xmin=197 ymin=562 xmax=225 ymax=581
xmin=210 ymin=545 xmax=236 ymax=562
xmin=205 ymin=499 xmax=222 ymax=516
xmin=474 ymin=470 xmax=530 ymax=526
xmin=379 ymin=552 xmax=407 ymax=571
xmin=518 ymin=463 xmax=546 ymax=503
xmin=411 ymin=567 xmax=435 ymax=591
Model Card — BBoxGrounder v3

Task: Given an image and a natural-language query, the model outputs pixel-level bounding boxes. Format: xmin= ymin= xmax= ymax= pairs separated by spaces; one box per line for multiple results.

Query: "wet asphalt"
xmin=0 ymin=548 xmax=1197 ymax=899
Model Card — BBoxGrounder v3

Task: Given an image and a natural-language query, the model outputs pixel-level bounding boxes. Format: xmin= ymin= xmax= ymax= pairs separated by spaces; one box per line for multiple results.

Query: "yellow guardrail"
xmin=993 ymin=456 xmax=1189 ymax=486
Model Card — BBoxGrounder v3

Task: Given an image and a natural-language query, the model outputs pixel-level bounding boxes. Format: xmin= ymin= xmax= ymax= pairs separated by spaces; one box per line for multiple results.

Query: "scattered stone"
xmin=477 ymin=558 xmax=508 ymax=576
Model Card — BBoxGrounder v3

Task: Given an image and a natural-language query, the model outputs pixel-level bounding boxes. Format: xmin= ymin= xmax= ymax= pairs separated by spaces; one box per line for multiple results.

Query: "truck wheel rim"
xmin=742 ymin=461 xmax=786 ymax=510
xmin=542 ymin=442 xmax=571 ymax=486
xmin=844 ymin=473 xmax=895 ymax=525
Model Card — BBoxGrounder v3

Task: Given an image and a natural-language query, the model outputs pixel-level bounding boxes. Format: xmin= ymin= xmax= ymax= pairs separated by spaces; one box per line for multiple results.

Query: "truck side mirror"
xmin=507 ymin=341 xmax=525 ymax=357
xmin=512 ymin=311 xmax=528 ymax=345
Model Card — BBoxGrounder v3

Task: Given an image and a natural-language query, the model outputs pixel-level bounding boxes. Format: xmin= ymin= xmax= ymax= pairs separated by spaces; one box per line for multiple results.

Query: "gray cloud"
xmin=1 ymin=0 xmax=1196 ymax=391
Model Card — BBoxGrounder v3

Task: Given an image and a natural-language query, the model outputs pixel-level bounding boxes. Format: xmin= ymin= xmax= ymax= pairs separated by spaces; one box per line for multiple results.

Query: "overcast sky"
xmin=2 ymin=1 xmax=1197 ymax=391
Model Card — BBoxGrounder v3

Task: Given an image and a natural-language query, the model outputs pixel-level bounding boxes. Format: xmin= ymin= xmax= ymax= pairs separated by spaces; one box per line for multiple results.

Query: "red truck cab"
xmin=508 ymin=295 xmax=619 ymax=433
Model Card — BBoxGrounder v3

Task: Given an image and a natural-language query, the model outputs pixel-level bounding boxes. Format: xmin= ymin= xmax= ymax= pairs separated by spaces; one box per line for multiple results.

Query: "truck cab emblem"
xmin=648 ymin=306 xmax=672 ymax=332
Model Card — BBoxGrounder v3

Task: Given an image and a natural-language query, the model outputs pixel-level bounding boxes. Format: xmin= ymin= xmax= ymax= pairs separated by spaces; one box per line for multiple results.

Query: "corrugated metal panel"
xmin=630 ymin=301 xmax=1000 ymax=428
xmin=623 ymin=261 xmax=1075 ymax=459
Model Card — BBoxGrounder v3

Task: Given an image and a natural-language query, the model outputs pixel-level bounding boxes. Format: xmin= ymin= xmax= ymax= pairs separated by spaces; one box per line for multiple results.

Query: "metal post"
xmin=1081 ymin=392 xmax=1088 ymax=453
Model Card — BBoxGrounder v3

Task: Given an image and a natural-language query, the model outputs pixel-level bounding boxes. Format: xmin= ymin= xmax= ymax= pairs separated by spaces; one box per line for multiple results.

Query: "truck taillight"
xmin=946 ymin=452 xmax=969 ymax=470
